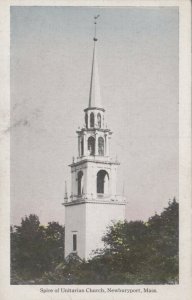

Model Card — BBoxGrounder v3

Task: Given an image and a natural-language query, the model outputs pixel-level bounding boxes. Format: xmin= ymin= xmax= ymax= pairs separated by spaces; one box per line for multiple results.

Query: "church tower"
xmin=63 ymin=17 xmax=126 ymax=260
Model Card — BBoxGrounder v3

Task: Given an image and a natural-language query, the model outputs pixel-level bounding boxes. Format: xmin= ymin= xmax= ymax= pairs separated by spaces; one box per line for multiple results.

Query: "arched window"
xmin=80 ymin=138 xmax=84 ymax=156
xmin=88 ymin=136 xmax=95 ymax=155
xmin=97 ymin=113 xmax=101 ymax=128
xmin=85 ymin=113 xmax=88 ymax=128
xmin=90 ymin=112 xmax=94 ymax=128
xmin=98 ymin=137 xmax=104 ymax=156
xmin=77 ymin=171 xmax=83 ymax=196
xmin=97 ymin=170 xmax=109 ymax=194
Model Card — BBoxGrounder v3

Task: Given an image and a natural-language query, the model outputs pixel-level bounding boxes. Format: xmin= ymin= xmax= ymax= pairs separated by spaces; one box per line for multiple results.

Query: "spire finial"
xmin=88 ymin=15 xmax=102 ymax=108
xmin=93 ymin=15 xmax=100 ymax=41
xmin=64 ymin=180 xmax=68 ymax=202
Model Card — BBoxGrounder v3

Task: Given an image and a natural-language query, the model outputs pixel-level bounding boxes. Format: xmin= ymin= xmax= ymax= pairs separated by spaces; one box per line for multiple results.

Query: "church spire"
xmin=88 ymin=15 xmax=102 ymax=108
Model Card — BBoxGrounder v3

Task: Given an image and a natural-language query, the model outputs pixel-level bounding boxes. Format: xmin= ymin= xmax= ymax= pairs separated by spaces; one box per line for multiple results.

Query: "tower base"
xmin=64 ymin=199 xmax=126 ymax=260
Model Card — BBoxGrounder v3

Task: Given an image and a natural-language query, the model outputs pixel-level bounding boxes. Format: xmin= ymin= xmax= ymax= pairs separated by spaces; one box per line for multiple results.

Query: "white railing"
xmin=67 ymin=193 xmax=126 ymax=203
xmin=76 ymin=155 xmax=112 ymax=162
xmin=74 ymin=154 xmax=120 ymax=163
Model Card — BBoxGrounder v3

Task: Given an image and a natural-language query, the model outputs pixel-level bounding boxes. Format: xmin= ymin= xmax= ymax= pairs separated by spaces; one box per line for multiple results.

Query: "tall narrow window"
xmin=85 ymin=113 xmax=88 ymax=128
xmin=80 ymin=138 xmax=84 ymax=156
xmin=98 ymin=137 xmax=104 ymax=156
xmin=88 ymin=136 xmax=95 ymax=155
xmin=97 ymin=113 xmax=101 ymax=128
xmin=73 ymin=234 xmax=77 ymax=251
xmin=90 ymin=112 xmax=94 ymax=128
xmin=97 ymin=170 xmax=109 ymax=194
xmin=77 ymin=171 xmax=83 ymax=195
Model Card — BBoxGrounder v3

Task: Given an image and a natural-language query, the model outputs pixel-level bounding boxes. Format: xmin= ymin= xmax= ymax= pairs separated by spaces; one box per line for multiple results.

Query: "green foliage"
xmin=11 ymin=199 xmax=179 ymax=284
xmin=94 ymin=198 xmax=179 ymax=284
xmin=11 ymin=215 xmax=64 ymax=283
xmin=145 ymin=198 xmax=179 ymax=283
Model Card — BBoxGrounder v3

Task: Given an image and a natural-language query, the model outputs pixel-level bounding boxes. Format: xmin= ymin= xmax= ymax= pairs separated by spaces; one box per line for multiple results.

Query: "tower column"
xmin=78 ymin=136 xmax=80 ymax=157
xmin=104 ymin=134 xmax=107 ymax=156
xmin=95 ymin=132 xmax=98 ymax=155
xmin=87 ymin=111 xmax=89 ymax=129
xmin=108 ymin=136 xmax=111 ymax=156
xmin=105 ymin=134 xmax=110 ymax=156
xmin=84 ymin=132 xmax=88 ymax=156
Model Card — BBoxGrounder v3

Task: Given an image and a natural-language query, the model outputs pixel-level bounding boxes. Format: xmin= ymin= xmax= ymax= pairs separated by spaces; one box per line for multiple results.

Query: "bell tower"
xmin=63 ymin=16 xmax=126 ymax=260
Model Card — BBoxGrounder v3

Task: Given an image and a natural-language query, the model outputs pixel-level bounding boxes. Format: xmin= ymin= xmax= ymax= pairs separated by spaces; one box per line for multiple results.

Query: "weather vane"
xmin=93 ymin=14 xmax=100 ymax=41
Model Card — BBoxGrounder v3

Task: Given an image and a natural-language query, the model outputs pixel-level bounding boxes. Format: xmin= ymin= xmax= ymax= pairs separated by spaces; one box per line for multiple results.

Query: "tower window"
xmin=85 ymin=113 xmax=88 ymax=128
xmin=80 ymin=138 xmax=84 ymax=156
xmin=90 ymin=112 xmax=94 ymax=128
xmin=98 ymin=137 xmax=104 ymax=156
xmin=88 ymin=136 xmax=95 ymax=155
xmin=73 ymin=234 xmax=77 ymax=252
xmin=97 ymin=113 xmax=101 ymax=128
xmin=77 ymin=171 xmax=83 ymax=196
xmin=97 ymin=170 xmax=109 ymax=194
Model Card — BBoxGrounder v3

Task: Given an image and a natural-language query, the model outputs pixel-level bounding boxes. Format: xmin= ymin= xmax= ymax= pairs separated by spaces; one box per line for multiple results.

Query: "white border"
xmin=0 ymin=1 xmax=191 ymax=299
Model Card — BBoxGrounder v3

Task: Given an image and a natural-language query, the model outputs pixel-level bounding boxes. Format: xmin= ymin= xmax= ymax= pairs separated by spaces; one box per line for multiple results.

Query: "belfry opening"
xmin=88 ymin=136 xmax=95 ymax=155
xmin=98 ymin=136 xmax=104 ymax=155
xmin=90 ymin=112 xmax=94 ymax=128
xmin=97 ymin=113 xmax=101 ymax=128
xmin=77 ymin=171 xmax=83 ymax=196
xmin=97 ymin=170 xmax=109 ymax=194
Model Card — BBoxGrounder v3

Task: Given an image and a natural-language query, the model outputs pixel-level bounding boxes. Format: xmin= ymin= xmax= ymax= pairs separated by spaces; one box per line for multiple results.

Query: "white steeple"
xmin=63 ymin=16 xmax=126 ymax=260
xmin=88 ymin=15 xmax=102 ymax=108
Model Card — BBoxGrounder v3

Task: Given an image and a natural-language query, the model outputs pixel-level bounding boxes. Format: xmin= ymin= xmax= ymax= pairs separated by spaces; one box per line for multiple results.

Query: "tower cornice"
xmin=69 ymin=158 xmax=120 ymax=168
xmin=84 ymin=107 xmax=105 ymax=112
xmin=63 ymin=199 xmax=126 ymax=207
xmin=76 ymin=128 xmax=112 ymax=134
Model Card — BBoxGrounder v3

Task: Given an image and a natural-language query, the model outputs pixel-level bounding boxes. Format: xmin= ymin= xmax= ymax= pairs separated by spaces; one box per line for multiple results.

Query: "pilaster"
xmin=95 ymin=132 xmax=98 ymax=155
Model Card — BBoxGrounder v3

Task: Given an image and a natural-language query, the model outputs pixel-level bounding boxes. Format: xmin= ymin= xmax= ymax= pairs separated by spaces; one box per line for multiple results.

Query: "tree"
xmin=44 ymin=222 xmax=65 ymax=268
xmin=11 ymin=215 xmax=45 ymax=280
xmin=11 ymin=215 xmax=64 ymax=283
xmin=96 ymin=199 xmax=179 ymax=284
xmin=11 ymin=199 xmax=178 ymax=284
xmin=145 ymin=198 xmax=179 ymax=283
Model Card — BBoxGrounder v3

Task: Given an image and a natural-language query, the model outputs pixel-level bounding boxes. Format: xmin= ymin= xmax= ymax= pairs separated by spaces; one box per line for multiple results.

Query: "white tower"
xmin=63 ymin=17 xmax=126 ymax=260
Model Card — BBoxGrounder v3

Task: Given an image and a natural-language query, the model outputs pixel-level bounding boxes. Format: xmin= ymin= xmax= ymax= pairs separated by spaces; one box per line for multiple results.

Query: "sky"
xmin=10 ymin=6 xmax=179 ymax=226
